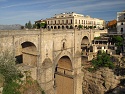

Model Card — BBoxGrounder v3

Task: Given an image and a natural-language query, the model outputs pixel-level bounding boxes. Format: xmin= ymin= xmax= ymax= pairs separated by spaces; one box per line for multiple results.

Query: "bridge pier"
xmin=0 ymin=29 xmax=99 ymax=94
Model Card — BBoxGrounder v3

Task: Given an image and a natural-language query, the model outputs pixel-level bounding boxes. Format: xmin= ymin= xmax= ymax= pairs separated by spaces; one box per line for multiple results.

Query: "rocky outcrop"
xmin=82 ymin=68 xmax=121 ymax=94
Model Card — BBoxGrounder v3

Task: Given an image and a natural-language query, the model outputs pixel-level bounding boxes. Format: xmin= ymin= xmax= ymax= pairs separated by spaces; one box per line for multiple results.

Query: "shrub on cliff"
xmin=0 ymin=51 xmax=45 ymax=94
xmin=0 ymin=51 xmax=23 ymax=94
xmin=89 ymin=51 xmax=114 ymax=71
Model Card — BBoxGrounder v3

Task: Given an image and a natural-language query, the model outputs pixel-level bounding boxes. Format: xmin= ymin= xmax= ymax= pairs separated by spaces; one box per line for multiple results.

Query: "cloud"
xmin=47 ymin=0 xmax=125 ymax=13
xmin=49 ymin=0 xmax=88 ymax=8
xmin=0 ymin=0 xmax=57 ymax=9
xmin=0 ymin=0 xmax=125 ymax=25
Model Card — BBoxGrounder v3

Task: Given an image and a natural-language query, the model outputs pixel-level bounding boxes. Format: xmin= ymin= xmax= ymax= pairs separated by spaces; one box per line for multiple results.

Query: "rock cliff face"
xmin=82 ymin=68 xmax=121 ymax=94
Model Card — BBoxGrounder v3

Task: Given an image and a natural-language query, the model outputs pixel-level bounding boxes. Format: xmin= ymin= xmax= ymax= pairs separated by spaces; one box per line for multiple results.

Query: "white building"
xmin=94 ymin=18 xmax=105 ymax=29
xmin=46 ymin=12 xmax=105 ymax=29
xmin=117 ymin=11 xmax=125 ymax=33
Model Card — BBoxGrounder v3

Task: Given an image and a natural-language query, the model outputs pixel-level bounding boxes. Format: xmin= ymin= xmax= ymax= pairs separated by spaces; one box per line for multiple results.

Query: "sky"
xmin=0 ymin=0 xmax=125 ymax=25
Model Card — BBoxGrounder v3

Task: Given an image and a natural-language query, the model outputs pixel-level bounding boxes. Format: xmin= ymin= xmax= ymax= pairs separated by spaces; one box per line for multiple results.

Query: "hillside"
xmin=0 ymin=24 xmax=22 ymax=30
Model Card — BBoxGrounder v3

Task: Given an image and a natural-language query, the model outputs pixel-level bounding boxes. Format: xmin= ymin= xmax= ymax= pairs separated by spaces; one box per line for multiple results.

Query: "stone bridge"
xmin=0 ymin=29 xmax=107 ymax=94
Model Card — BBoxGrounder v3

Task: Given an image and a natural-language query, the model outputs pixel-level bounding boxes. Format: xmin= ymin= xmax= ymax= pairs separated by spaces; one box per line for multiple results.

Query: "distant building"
xmin=34 ymin=19 xmax=46 ymax=29
xmin=45 ymin=12 xmax=105 ymax=29
xmin=117 ymin=10 xmax=125 ymax=33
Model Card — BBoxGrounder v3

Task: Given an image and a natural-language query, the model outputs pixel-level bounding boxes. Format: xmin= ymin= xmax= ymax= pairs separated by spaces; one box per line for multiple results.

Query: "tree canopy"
xmin=112 ymin=35 xmax=123 ymax=54
xmin=0 ymin=51 xmax=23 ymax=94
xmin=25 ymin=21 xmax=32 ymax=29
xmin=0 ymin=51 xmax=45 ymax=94
xmin=90 ymin=51 xmax=114 ymax=71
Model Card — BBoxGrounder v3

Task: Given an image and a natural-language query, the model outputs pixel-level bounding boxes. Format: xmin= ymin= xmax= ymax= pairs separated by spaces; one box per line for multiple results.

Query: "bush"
xmin=0 ymin=51 xmax=45 ymax=94
xmin=90 ymin=51 xmax=114 ymax=71
xmin=0 ymin=51 xmax=23 ymax=94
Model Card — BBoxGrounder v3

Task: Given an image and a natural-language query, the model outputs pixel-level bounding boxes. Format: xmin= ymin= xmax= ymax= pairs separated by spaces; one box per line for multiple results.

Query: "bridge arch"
xmin=55 ymin=55 xmax=74 ymax=94
xmin=81 ymin=36 xmax=89 ymax=45
xmin=56 ymin=56 xmax=72 ymax=71
xmin=54 ymin=50 xmax=73 ymax=67
xmin=40 ymin=58 xmax=53 ymax=90
xmin=81 ymin=36 xmax=90 ymax=65
xmin=15 ymin=41 xmax=38 ymax=67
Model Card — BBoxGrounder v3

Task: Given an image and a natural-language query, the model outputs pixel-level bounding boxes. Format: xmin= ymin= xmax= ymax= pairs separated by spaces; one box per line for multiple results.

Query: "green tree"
xmin=0 ymin=51 xmax=23 ymax=94
xmin=25 ymin=23 xmax=28 ymax=28
xmin=27 ymin=21 xmax=32 ymax=29
xmin=25 ymin=21 xmax=32 ymax=29
xmin=89 ymin=26 xmax=93 ymax=29
xmin=33 ymin=24 xmax=37 ymax=29
xmin=91 ymin=51 xmax=114 ymax=70
xmin=0 ymin=51 xmax=45 ymax=94
xmin=36 ymin=23 xmax=40 ymax=29
xmin=40 ymin=22 xmax=47 ymax=28
xmin=36 ymin=22 xmax=47 ymax=29
xmin=78 ymin=25 xmax=83 ymax=29
xmin=112 ymin=36 xmax=123 ymax=54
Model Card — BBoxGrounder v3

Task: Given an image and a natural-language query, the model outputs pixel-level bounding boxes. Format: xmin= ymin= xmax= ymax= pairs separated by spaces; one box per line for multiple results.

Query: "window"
xmin=63 ymin=42 xmax=65 ymax=49
xmin=58 ymin=20 xmax=60 ymax=24
xmin=75 ymin=19 xmax=77 ymax=24
xmin=79 ymin=20 xmax=80 ymax=24
xmin=62 ymin=20 xmax=64 ymax=24
xmin=121 ymin=23 xmax=123 ymax=25
xmin=82 ymin=20 xmax=83 ymax=24
xmin=66 ymin=20 xmax=68 ymax=24
xmin=71 ymin=19 xmax=72 ymax=24
xmin=55 ymin=20 xmax=56 ymax=24
xmin=48 ymin=21 xmax=49 ymax=24
xmin=121 ymin=28 xmax=123 ymax=32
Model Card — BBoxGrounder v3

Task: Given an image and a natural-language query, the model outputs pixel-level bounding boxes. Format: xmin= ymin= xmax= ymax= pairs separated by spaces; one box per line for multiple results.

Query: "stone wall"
xmin=82 ymin=68 xmax=121 ymax=94
xmin=0 ymin=29 xmax=107 ymax=94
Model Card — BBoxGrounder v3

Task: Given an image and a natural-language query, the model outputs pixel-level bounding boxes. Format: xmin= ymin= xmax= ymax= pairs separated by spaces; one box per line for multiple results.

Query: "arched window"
xmin=63 ymin=42 xmax=65 ymax=49
xmin=66 ymin=26 xmax=69 ymax=29
xmin=71 ymin=19 xmax=72 ymax=24
xmin=66 ymin=20 xmax=68 ymax=24
xmin=58 ymin=26 xmax=60 ymax=29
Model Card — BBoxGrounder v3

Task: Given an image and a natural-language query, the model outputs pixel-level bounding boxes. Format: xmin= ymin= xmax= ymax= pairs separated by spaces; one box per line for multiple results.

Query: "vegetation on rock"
xmin=88 ymin=51 xmax=114 ymax=72
xmin=0 ymin=51 xmax=45 ymax=94
xmin=112 ymin=35 xmax=123 ymax=54
xmin=0 ymin=51 xmax=22 ymax=94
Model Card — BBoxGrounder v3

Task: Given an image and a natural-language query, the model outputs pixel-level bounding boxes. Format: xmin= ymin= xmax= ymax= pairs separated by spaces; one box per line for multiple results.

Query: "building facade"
xmin=46 ymin=12 xmax=105 ymax=29
xmin=117 ymin=11 xmax=125 ymax=33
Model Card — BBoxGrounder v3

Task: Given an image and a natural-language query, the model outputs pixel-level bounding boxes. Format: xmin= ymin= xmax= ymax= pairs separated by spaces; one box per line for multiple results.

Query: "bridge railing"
xmin=56 ymin=67 xmax=74 ymax=78
xmin=0 ymin=29 xmax=75 ymax=36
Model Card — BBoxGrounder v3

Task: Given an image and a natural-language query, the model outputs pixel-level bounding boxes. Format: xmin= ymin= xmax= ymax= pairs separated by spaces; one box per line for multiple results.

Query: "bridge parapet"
xmin=0 ymin=29 xmax=75 ymax=36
